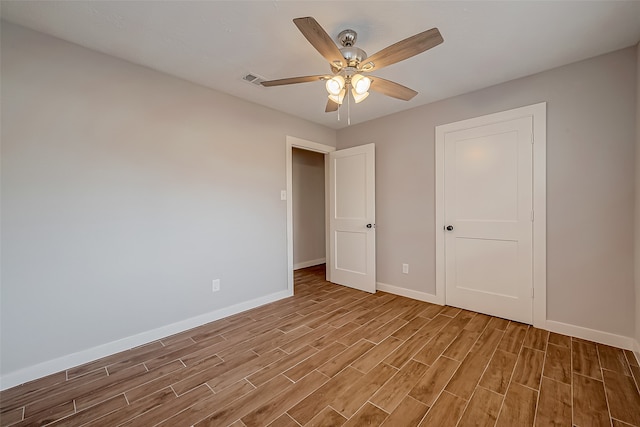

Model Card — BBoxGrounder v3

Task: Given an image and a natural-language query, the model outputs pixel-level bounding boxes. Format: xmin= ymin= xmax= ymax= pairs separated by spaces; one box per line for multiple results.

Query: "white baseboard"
xmin=0 ymin=289 xmax=292 ymax=391
xmin=376 ymin=282 xmax=444 ymax=305
xmin=545 ymin=320 xmax=636 ymax=351
xmin=375 ymin=283 xmax=637 ymax=355
xmin=294 ymin=258 xmax=326 ymax=270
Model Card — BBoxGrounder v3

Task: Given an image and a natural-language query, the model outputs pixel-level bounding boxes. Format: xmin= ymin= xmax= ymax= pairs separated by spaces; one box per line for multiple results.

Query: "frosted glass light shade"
xmin=352 ymin=89 xmax=369 ymax=103
xmin=326 ymin=76 xmax=345 ymax=96
xmin=351 ymin=74 xmax=371 ymax=95
xmin=328 ymin=88 xmax=346 ymax=104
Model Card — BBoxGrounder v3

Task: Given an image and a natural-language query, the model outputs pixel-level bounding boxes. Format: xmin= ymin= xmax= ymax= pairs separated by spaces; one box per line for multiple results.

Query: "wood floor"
xmin=2 ymin=265 xmax=640 ymax=427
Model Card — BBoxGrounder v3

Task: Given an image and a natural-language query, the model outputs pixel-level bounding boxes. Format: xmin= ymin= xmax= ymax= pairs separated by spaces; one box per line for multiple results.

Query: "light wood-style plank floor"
xmin=2 ymin=264 xmax=640 ymax=426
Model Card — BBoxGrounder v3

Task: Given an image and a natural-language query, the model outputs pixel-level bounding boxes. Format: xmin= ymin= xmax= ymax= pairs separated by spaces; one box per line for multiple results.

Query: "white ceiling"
xmin=2 ymin=1 xmax=639 ymax=129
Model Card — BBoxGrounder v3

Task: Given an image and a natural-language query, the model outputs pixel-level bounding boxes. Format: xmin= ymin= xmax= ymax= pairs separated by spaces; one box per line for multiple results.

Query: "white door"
xmin=444 ymin=117 xmax=533 ymax=323
xmin=328 ymin=143 xmax=376 ymax=293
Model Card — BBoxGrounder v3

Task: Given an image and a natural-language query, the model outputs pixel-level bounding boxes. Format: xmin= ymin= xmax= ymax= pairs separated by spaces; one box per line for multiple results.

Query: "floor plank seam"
xmin=492 ymin=324 xmax=523 ymax=426
xmin=531 ymin=333 xmax=550 ymax=427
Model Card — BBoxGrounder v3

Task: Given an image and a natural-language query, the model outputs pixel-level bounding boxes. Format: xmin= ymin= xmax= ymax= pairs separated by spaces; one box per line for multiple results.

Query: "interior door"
xmin=444 ymin=117 xmax=533 ymax=323
xmin=328 ymin=143 xmax=376 ymax=293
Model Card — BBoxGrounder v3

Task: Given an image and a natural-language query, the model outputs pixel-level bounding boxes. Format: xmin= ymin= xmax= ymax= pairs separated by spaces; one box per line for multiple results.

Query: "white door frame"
xmin=435 ymin=103 xmax=547 ymax=328
xmin=285 ymin=136 xmax=336 ymax=294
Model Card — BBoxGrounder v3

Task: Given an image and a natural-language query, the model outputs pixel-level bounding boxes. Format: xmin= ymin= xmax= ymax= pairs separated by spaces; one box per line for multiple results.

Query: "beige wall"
xmin=0 ymin=22 xmax=336 ymax=378
xmin=292 ymin=148 xmax=326 ymax=268
xmin=337 ymin=47 xmax=637 ymax=338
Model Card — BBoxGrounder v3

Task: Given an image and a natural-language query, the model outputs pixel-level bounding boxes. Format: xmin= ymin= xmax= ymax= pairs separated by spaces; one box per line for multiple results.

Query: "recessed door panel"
xmin=455 ymin=131 xmax=519 ymax=222
xmin=455 ymin=238 xmax=519 ymax=298
xmin=335 ymin=231 xmax=367 ymax=274
xmin=335 ymin=154 xmax=367 ymax=220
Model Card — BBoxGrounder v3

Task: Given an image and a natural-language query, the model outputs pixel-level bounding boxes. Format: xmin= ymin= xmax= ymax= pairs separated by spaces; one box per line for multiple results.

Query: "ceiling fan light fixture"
xmin=326 ymin=75 xmax=345 ymax=96
xmin=328 ymin=88 xmax=346 ymax=105
xmin=351 ymin=89 xmax=369 ymax=103
xmin=262 ymin=17 xmax=442 ymax=115
xmin=351 ymin=74 xmax=371 ymax=95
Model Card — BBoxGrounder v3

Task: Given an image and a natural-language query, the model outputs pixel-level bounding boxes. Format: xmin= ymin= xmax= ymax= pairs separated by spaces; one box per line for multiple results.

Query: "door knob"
xmin=445 ymin=225 xmax=454 ymax=231
xmin=366 ymin=224 xmax=375 ymax=229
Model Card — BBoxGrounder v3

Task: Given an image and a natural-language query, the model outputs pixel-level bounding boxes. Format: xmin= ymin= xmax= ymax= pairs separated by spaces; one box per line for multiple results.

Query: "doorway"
xmin=286 ymin=137 xmax=377 ymax=295
xmin=292 ymin=147 xmax=327 ymax=271
xmin=285 ymin=136 xmax=335 ymax=294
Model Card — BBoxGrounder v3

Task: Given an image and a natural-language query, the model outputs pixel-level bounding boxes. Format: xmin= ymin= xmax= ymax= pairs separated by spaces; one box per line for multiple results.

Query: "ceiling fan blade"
xmin=325 ymin=98 xmax=339 ymax=112
xmin=261 ymin=75 xmax=329 ymax=87
xmin=359 ymin=28 xmax=443 ymax=72
xmin=370 ymin=76 xmax=418 ymax=101
xmin=293 ymin=17 xmax=345 ymax=69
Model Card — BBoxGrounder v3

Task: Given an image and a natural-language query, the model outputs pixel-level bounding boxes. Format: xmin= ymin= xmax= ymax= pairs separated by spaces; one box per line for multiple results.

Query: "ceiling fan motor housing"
xmin=337 ymin=29 xmax=357 ymax=46
xmin=336 ymin=29 xmax=367 ymax=68
xmin=340 ymin=47 xmax=367 ymax=68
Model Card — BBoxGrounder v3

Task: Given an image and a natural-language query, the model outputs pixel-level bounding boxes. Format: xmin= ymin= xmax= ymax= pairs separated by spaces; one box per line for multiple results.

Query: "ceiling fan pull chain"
xmin=347 ymin=89 xmax=351 ymax=125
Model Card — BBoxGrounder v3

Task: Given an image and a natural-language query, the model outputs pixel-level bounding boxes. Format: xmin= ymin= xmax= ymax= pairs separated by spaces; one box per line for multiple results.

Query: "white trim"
xmin=531 ymin=103 xmax=547 ymax=329
xmin=285 ymin=136 xmax=335 ymax=294
xmin=294 ymin=258 xmax=326 ymax=270
xmin=0 ymin=290 xmax=291 ymax=391
xmin=434 ymin=132 xmax=447 ymax=306
xmin=546 ymin=320 xmax=636 ymax=351
xmin=376 ymin=282 xmax=444 ymax=305
xmin=435 ymin=102 xmax=547 ymax=327
xmin=324 ymin=154 xmax=332 ymax=283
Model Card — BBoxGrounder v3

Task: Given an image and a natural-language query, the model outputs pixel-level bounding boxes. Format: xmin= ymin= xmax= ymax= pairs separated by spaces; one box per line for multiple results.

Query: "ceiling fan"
xmin=261 ymin=17 xmax=443 ymax=113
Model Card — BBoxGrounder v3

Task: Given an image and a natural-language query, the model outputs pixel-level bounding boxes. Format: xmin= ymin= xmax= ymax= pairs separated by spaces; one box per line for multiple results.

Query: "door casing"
xmin=435 ymin=103 xmax=547 ymax=328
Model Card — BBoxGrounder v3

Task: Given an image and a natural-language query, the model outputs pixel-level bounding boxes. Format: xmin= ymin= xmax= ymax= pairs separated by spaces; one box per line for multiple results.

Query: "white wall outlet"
xmin=212 ymin=279 xmax=220 ymax=292
xmin=402 ymin=264 xmax=409 ymax=274
xmin=280 ymin=190 xmax=287 ymax=201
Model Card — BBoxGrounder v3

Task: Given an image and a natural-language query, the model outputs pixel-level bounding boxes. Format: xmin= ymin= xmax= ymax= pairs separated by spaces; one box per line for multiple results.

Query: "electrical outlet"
xmin=212 ymin=279 xmax=220 ymax=292
xmin=402 ymin=264 xmax=409 ymax=274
